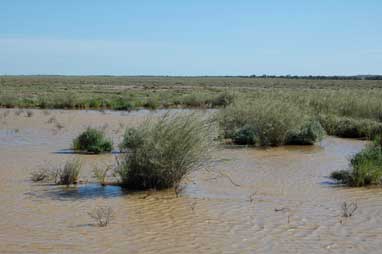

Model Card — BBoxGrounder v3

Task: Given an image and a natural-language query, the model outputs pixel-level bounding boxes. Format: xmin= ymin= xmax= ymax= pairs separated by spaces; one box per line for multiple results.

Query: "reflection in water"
xmin=1 ymin=109 xmax=382 ymax=254
xmin=38 ymin=184 xmax=126 ymax=200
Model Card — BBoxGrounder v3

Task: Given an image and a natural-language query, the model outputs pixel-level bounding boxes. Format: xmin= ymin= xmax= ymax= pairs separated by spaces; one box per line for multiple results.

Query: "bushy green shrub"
xmin=208 ymin=90 xmax=236 ymax=107
xmin=179 ymin=92 xmax=210 ymax=107
xmin=111 ymin=97 xmax=134 ymax=110
xmin=218 ymin=100 xmax=305 ymax=146
xmin=143 ymin=97 xmax=160 ymax=110
xmin=218 ymin=102 xmax=253 ymax=139
xmin=331 ymin=140 xmax=382 ymax=186
xmin=73 ymin=127 xmax=113 ymax=154
xmin=117 ymin=113 xmax=217 ymax=190
xmin=286 ymin=120 xmax=325 ymax=145
xmin=319 ymin=114 xmax=382 ymax=139
xmin=231 ymin=125 xmax=257 ymax=145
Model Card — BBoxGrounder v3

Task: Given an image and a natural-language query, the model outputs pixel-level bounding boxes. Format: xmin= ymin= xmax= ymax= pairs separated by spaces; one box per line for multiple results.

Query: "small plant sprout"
xmin=93 ymin=166 xmax=111 ymax=186
xmin=88 ymin=206 xmax=113 ymax=227
xmin=341 ymin=201 xmax=358 ymax=218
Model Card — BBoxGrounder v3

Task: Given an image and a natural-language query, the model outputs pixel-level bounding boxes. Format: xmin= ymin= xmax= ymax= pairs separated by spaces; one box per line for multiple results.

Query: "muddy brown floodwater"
xmin=1 ymin=108 xmax=382 ymax=254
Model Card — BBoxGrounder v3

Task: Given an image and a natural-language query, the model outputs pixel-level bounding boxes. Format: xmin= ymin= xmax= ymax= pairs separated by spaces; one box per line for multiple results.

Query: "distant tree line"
xmin=244 ymin=75 xmax=382 ymax=80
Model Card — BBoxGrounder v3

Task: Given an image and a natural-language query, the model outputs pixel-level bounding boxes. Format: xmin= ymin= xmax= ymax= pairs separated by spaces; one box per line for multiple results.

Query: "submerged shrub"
xmin=73 ymin=127 xmax=113 ymax=154
xmin=286 ymin=120 xmax=325 ymax=145
xmin=331 ymin=140 xmax=382 ymax=186
xmin=116 ymin=113 xmax=217 ymax=190
xmin=88 ymin=206 xmax=113 ymax=227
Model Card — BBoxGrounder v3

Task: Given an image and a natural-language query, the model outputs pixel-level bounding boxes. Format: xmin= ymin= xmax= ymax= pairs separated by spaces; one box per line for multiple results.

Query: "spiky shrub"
xmin=117 ymin=113 xmax=217 ymax=190
xmin=57 ymin=159 xmax=82 ymax=185
xmin=72 ymin=127 xmax=113 ymax=154
xmin=286 ymin=120 xmax=325 ymax=145
xmin=331 ymin=139 xmax=382 ymax=186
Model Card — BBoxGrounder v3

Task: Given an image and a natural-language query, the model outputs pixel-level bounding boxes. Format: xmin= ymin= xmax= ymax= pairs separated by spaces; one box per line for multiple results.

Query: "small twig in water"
xmin=274 ymin=207 xmax=290 ymax=212
xmin=248 ymin=192 xmax=256 ymax=204
xmin=205 ymin=168 xmax=241 ymax=187
xmin=341 ymin=201 xmax=358 ymax=218
xmin=88 ymin=206 xmax=113 ymax=227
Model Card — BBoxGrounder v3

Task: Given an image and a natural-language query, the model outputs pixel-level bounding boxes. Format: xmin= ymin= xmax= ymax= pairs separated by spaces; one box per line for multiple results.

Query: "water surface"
xmin=1 ymin=109 xmax=381 ymax=254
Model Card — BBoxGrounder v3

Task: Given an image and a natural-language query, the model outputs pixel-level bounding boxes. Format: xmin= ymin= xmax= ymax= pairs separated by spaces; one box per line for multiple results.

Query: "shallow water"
xmin=1 ymin=108 xmax=382 ymax=254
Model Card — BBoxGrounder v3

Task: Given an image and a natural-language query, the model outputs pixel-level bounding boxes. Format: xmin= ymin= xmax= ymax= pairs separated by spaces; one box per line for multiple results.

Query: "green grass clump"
xmin=231 ymin=125 xmax=257 ymax=145
xmin=318 ymin=114 xmax=382 ymax=139
xmin=286 ymin=120 xmax=325 ymax=145
xmin=219 ymin=100 xmax=306 ymax=146
xmin=31 ymin=159 xmax=82 ymax=185
xmin=73 ymin=128 xmax=113 ymax=154
xmin=331 ymin=138 xmax=382 ymax=186
xmin=117 ymin=113 xmax=217 ymax=190
xmin=208 ymin=90 xmax=236 ymax=107
xmin=57 ymin=159 xmax=82 ymax=185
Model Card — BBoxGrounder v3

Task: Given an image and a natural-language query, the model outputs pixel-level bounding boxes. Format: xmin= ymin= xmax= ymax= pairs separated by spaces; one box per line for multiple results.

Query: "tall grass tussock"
xmin=218 ymin=100 xmax=324 ymax=146
xmin=117 ymin=113 xmax=217 ymax=190
xmin=31 ymin=159 xmax=82 ymax=185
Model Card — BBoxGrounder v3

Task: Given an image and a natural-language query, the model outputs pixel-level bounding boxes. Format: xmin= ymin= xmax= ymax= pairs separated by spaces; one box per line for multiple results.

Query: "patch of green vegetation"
xmin=231 ymin=125 xmax=257 ymax=145
xmin=219 ymin=100 xmax=307 ymax=146
xmin=57 ymin=159 xmax=82 ymax=185
xmin=116 ymin=113 xmax=217 ymax=190
xmin=31 ymin=159 xmax=82 ymax=185
xmin=318 ymin=114 xmax=382 ymax=139
xmin=73 ymin=128 xmax=113 ymax=154
xmin=286 ymin=120 xmax=325 ymax=145
xmin=2 ymin=76 xmax=382 ymax=142
xmin=331 ymin=137 xmax=382 ymax=186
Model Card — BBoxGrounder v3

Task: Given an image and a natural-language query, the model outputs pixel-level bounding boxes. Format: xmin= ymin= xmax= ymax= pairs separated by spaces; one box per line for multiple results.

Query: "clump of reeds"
xmin=318 ymin=114 xmax=382 ymax=139
xmin=93 ymin=166 xmax=111 ymax=185
xmin=116 ymin=113 xmax=217 ymax=190
xmin=219 ymin=100 xmax=318 ymax=146
xmin=57 ymin=159 xmax=81 ymax=185
xmin=72 ymin=127 xmax=113 ymax=154
xmin=31 ymin=159 xmax=82 ymax=185
xmin=331 ymin=137 xmax=382 ymax=186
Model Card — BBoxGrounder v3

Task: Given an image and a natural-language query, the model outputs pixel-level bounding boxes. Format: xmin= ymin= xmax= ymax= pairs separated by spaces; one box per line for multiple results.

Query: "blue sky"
xmin=1 ymin=0 xmax=381 ymax=75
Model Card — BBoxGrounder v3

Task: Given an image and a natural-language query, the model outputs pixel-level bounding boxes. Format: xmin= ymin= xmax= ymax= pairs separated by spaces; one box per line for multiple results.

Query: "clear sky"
xmin=1 ymin=0 xmax=381 ymax=76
